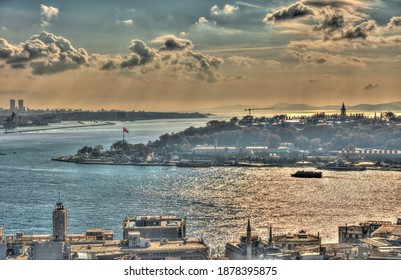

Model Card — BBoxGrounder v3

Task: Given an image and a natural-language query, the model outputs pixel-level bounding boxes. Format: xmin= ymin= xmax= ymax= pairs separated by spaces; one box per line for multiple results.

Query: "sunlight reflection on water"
xmin=0 ymin=120 xmax=400 ymax=249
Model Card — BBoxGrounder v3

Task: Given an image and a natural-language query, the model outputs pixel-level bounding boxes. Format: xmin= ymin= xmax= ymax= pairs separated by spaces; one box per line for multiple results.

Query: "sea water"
xmin=0 ymin=118 xmax=400 ymax=250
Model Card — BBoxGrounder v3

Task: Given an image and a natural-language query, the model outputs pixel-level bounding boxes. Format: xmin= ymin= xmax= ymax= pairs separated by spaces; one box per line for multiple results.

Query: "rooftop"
xmin=274 ymin=230 xmax=321 ymax=243
xmin=124 ymin=215 xmax=184 ymax=229
xmin=70 ymin=238 xmax=207 ymax=257
xmin=372 ymin=225 xmax=401 ymax=237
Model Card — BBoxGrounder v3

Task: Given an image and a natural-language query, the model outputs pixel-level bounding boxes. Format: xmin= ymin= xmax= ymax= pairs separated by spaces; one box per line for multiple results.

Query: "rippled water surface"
xmin=0 ymin=118 xmax=400 ymax=249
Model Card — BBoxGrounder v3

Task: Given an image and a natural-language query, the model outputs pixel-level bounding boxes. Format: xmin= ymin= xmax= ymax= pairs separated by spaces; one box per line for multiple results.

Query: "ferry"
xmin=291 ymin=170 xmax=322 ymax=178
xmin=317 ymin=159 xmax=366 ymax=171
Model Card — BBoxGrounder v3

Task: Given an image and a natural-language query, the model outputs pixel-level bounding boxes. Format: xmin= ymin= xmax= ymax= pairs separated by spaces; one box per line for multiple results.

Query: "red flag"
xmin=123 ymin=127 xmax=129 ymax=133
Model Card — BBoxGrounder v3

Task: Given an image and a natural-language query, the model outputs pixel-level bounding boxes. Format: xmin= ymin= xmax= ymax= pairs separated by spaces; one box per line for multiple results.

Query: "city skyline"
xmin=1 ymin=0 xmax=401 ymax=111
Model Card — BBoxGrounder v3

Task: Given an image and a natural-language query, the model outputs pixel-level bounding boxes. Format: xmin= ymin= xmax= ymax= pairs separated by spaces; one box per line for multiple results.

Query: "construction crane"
xmin=244 ymin=107 xmax=274 ymax=116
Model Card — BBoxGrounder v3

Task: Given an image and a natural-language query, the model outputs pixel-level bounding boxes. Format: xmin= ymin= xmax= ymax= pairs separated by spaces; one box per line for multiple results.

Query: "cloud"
xmin=40 ymin=4 xmax=59 ymax=27
xmin=0 ymin=32 xmax=89 ymax=74
xmin=116 ymin=20 xmax=134 ymax=26
xmin=191 ymin=17 xmax=242 ymax=37
xmin=227 ymin=55 xmax=259 ymax=68
xmin=0 ymin=38 xmax=20 ymax=59
xmin=301 ymin=0 xmax=379 ymax=9
xmin=210 ymin=4 xmax=240 ymax=16
xmin=387 ymin=16 xmax=401 ymax=30
xmin=289 ymin=34 xmax=401 ymax=53
xmin=290 ymin=50 xmax=367 ymax=67
xmin=127 ymin=40 xmax=158 ymax=66
xmin=100 ymin=38 xmax=223 ymax=83
xmin=264 ymin=1 xmax=377 ymax=42
xmin=0 ymin=32 xmax=224 ymax=83
xmin=227 ymin=56 xmax=281 ymax=70
xmin=364 ymin=83 xmax=378 ymax=90
xmin=152 ymin=35 xmax=193 ymax=51
xmin=234 ymin=1 xmax=265 ymax=9
xmin=313 ymin=8 xmax=345 ymax=39
xmin=315 ymin=18 xmax=378 ymax=41
xmin=265 ymin=60 xmax=281 ymax=68
xmin=100 ymin=58 xmax=119 ymax=71
xmin=366 ymin=35 xmax=401 ymax=45
xmin=340 ymin=20 xmax=377 ymax=40
xmin=197 ymin=17 xmax=209 ymax=25
xmin=264 ymin=2 xmax=315 ymax=23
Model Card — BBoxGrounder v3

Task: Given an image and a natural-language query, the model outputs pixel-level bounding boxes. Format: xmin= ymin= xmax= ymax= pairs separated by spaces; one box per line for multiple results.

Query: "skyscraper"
xmin=18 ymin=99 xmax=24 ymax=111
xmin=10 ymin=99 xmax=16 ymax=111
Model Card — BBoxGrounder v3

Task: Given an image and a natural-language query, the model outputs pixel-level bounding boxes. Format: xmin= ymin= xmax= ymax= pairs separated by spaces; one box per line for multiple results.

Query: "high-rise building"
xmin=53 ymin=202 xmax=67 ymax=241
xmin=18 ymin=99 xmax=24 ymax=111
xmin=10 ymin=99 xmax=16 ymax=111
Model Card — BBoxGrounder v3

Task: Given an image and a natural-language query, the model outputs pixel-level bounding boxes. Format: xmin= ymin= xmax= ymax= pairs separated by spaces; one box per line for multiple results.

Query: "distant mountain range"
xmin=201 ymin=102 xmax=401 ymax=113
xmin=197 ymin=104 xmax=263 ymax=113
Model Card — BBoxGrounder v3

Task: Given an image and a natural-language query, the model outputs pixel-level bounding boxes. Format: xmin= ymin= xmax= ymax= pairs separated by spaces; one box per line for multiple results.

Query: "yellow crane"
xmin=244 ymin=107 xmax=274 ymax=116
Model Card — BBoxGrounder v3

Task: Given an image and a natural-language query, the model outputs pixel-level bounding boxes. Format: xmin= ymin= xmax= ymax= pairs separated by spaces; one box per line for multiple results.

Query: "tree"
xmin=296 ymin=135 xmax=310 ymax=149
xmin=267 ymin=134 xmax=281 ymax=148
xmin=385 ymin=112 xmax=396 ymax=121
xmin=310 ymin=138 xmax=321 ymax=150
xmin=77 ymin=146 xmax=93 ymax=156
xmin=344 ymin=144 xmax=356 ymax=157
xmin=230 ymin=117 xmax=239 ymax=124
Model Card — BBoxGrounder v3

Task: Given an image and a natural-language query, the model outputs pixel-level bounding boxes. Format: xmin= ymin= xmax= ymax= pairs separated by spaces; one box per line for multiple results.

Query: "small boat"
xmin=291 ymin=170 xmax=322 ymax=178
xmin=294 ymin=161 xmax=315 ymax=167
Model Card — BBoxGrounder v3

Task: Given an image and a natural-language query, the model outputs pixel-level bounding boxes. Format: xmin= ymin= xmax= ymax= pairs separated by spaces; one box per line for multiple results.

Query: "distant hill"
xmin=349 ymin=103 xmax=401 ymax=111
xmin=270 ymin=102 xmax=401 ymax=111
xmin=197 ymin=101 xmax=401 ymax=114
xmin=271 ymin=103 xmax=318 ymax=110
xmin=198 ymin=104 xmax=260 ymax=113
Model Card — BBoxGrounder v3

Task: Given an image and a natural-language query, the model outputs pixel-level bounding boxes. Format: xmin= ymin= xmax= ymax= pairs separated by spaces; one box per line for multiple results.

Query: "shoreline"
xmin=4 ymin=122 xmax=116 ymax=134
xmin=51 ymin=157 xmax=281 ymax=168
xmin=51 ymin=156 xmax=401 ymax=171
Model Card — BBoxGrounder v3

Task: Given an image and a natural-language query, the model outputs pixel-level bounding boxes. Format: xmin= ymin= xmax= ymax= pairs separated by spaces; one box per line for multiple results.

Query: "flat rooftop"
xmin=372 ymin=225 xmax=401 ymax=237
xmin=71 ymin=238 xmax=207 ymax=256
xmin=124 ymin=216 xmax=184 ymax=228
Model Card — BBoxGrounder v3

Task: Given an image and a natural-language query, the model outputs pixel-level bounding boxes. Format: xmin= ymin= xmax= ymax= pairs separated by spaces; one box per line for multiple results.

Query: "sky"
xmin=0 ymin=0 xmax=400 ymax=111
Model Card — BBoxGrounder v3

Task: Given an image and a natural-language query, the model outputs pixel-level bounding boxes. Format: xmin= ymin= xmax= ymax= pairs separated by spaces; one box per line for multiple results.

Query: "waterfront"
xmin=0 ymin=118 xmax=400 ymax=250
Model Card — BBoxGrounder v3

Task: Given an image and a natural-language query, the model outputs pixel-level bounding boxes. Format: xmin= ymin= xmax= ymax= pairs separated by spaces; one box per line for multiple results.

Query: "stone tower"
xmin=53 ymin=202 xmax=67 ymax=241
xmin=341 ymin=103 xmax=347 ymax=124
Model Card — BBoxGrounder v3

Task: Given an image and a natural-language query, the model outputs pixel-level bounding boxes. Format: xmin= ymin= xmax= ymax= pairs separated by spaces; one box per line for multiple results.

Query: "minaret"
xmin=341 ymin=103 xmax=346 ymax=124
xmin=246 ymin=219 xmax=252 ymax=260
xmin=53 ymin=201 xmax=67 ymax=241
xmin=246 ymin=218 xmax=252 ymax=241
xmin=268 ymin=224 xmax=273 ymax=247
